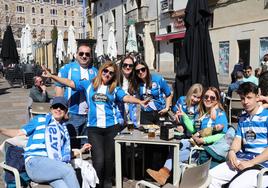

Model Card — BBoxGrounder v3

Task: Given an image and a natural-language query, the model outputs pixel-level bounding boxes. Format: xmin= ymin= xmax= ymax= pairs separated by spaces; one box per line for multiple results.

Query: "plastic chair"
xmin=135 ymin=159 xmax=211 ymax=188
xmin=257 ymin=168 xmax=268 ymax=188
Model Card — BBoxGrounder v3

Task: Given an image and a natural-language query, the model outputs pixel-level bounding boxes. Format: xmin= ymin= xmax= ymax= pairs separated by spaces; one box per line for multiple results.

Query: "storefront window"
xmin=219 ymin=41 xmax=229 ymax=75
xmin=259 ymin=37 xmax=268 ymax=64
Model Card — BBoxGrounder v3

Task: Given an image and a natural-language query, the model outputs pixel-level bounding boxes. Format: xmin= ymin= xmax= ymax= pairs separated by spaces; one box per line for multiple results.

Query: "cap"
xmin=51 ymin=96 xmax=68 ymax=109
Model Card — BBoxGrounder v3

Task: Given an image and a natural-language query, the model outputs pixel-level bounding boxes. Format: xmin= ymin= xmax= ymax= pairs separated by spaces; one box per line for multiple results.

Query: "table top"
xmin=114 ymin=128 xmax=180 ymax=145
xmin=31 ymin=102 xmax=50 ymax=114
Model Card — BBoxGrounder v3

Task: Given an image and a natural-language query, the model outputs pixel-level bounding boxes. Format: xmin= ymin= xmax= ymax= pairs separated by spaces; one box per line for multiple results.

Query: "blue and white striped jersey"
xmin=139 ymin=74 xmax=171 ymax=112
xmin=75 ymin=80 xmax=127 ymax=128
xmin=21 ymin=114 xmax=69 ymax=161
xmin=56 ymin=61 xmax=98 ymax=115
xmin=236 ymin=106 xmax=268 ymax=154
xmin=173 ymin=96 xmax=200 ymax=122
xmin=201 ymin=108 xmax=228 ymax=133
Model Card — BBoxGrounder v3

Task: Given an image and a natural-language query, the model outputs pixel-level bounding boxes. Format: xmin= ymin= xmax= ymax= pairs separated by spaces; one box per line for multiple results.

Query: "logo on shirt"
xmin=152 ymin=82 xmax=157 ymax=88
xmin=93 ymin=93 xmax=108 ymax=102
xmin=89 ymin=69 xmax=94 ymax=74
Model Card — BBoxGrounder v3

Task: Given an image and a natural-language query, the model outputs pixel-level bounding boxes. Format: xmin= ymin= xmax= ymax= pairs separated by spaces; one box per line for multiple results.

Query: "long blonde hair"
xmin=185 ymin=83 xmax=204 ymax=117
xmin=92 ymin=61 xmax=118 ymax=93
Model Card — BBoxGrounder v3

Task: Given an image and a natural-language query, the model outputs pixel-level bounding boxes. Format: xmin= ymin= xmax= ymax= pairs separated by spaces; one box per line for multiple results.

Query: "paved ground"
xmin=0 ymin=78 xmax=139 ymax=188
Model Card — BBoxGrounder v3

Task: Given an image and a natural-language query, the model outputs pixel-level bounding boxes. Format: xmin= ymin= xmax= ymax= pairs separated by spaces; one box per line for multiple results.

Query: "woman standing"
xmin=42 ymin=62 xmax=148 ymax=188
xmin=117 ymin=55 xmax=138 ymax=125
xmin=133 ymin=60 xmax=173 ymax=124
xmin=147 ymin=87 xmax=228 ymax=185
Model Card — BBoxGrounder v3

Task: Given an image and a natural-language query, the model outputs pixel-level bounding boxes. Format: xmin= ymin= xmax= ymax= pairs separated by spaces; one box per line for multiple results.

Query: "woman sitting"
xmin=147 ymin=87 xmax=228 ymax=185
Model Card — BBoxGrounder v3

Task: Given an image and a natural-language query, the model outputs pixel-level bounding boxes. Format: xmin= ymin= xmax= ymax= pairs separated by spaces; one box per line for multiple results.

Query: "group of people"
xmin=3 ymin=42 xmax=268 ymax=188
xmin=40 ymin=43 xmax=172 ymax=188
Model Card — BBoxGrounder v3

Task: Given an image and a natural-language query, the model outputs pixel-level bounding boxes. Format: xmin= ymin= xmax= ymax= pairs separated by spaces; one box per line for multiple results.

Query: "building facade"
xmin=0 ymin=0 xmax=87 ymax=47
xmin=210 ymin=0 xmax=268 ymax=84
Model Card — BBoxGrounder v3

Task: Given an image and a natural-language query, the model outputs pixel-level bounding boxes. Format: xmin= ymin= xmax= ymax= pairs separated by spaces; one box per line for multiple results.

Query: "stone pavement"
xmin=0 ymin=78 xmax=30 ymax=187
xmin=0 ymin=78 xmax=138 ymax=188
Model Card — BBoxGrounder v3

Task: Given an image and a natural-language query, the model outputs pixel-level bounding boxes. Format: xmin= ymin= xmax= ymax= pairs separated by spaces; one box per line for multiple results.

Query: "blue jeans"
xmin=67 ymin=113 xmax=88 ymax=147
xmin=25 ymin=157 xmax=79 ymax=188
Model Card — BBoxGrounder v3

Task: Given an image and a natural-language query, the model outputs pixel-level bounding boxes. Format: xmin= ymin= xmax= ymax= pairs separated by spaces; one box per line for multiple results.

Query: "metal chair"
xmin=225 ymin=91 xmax=244 ymax=124
xmin=135 ymin=159 xmax=211 ymax=188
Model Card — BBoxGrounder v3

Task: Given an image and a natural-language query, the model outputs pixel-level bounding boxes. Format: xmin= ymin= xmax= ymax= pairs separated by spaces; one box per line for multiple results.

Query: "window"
xmin=71 ymin=10 xmax=74 ymax=16
xmin=50 ymin=9 xmax=57 ymax=15
xmin=72 ymin=20 xmax=74 ymax=26
xmin=5 ymin=4 xmax=8 ymax=11
xmin=41 ymin=29 xmax=45 ymax=38
xmin=41 ymin=18 xmax=44 ymax=24
xmin=43 ymin=0 xmax=50 ymax=2
xmin=66 ymin=0 xmax=70 ymax=5
xmin=64 ymin=20 xmax=67 ymax=26
xmin=265 ymin=0 xmax=268 ymax=9
xmin=32 ymin=7 xmax=35 ymax=13
xmin=219 ymin=41 xmax=230 ymax=75
xmin=40 ymin=8 xmax=43 ymax=14
xmin=32 ymin=18 xmax=36 ymax=24
xmin=17 ymin=17 xmax=25 ymax=24
xmin=6 ymin=16 xmax=9 ymax=23
xmin=64 ymin=10 xmax=67 ymax=16
xmin=17 ymin=6 xmax=24 ymax=13
xmin=57 ymin=0 xmax=63 ymax=3
xmin=32 ymin=29 xmax=37 ymax=38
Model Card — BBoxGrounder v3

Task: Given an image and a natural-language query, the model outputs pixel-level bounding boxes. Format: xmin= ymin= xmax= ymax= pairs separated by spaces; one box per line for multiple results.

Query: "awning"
xmin=155 ymin=32 xmax=185 ymax=41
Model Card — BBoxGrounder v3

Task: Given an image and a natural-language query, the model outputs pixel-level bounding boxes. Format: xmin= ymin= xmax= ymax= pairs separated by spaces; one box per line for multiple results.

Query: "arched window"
xmin=32 ymin=7 xmax=35 ymax=13
xmin=40 ymin=8 xmax=43 ymax=14
xmin=5 ymin=4 xmax=8 ymax=11
xmin=32 ymin=29 xmax=37 ymax=38
xmin=64 ymin=30 xmax=68 ymax=39
xmin=32 ymin=18 xmax=36 ymax=24
xmin=64 ymin=20 xmax=67 ymax=26
xmin=41 ymin=29 xmax=45 ymax=38
xmin=72 ymin=21 xmax=74 ymax=26
xmin=71 ymin=10 xmax=74 ymax=16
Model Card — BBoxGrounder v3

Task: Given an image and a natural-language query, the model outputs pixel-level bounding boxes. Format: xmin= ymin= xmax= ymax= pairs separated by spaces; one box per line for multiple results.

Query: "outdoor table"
xmin=114 ymin=128 xmax=181 ymax=188
xmin=30 ymin=102 xmax=50 ymax=117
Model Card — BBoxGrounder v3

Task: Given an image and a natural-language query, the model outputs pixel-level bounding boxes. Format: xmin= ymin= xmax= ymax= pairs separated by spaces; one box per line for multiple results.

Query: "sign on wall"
xmin=260 ymin=37 xmax=268 ymax=64
xmin=219 ymin=41 xmax=229 ymax=75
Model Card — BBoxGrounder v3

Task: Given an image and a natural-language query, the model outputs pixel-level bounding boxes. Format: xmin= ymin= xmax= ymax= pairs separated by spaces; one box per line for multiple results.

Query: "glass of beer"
xmin=148 ymin=128 xmax=156 ymax=139
xmin=127 ymin=121 xmax=134 ymax=131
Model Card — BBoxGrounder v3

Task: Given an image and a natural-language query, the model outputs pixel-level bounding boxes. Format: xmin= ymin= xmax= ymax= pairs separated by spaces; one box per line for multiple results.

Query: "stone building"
xmin=0 ymin=0 xmax=87 ymax=48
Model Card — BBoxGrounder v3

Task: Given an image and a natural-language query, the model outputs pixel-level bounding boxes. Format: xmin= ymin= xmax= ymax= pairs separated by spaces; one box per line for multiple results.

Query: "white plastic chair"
xmin=135 ymin=159 xmax=211 ymax=188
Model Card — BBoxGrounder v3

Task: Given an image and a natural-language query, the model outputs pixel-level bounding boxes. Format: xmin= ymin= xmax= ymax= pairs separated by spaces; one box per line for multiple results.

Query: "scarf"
xmin=45 ymin=115 xmax=71 ymax=163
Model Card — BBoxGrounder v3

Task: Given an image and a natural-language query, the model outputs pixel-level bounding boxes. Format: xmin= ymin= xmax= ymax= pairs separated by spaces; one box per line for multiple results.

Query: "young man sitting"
xmin=209 ymin=82 xmax=268 ymax=188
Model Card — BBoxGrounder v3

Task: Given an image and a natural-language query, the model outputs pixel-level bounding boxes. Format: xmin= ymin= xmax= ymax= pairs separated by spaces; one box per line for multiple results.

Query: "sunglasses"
xmin=122 ymin=63 xmax=134 ymax=69
xmin=78 ymin=52 xmax=91 ymax=57
xmin=135 ymin=67 xmax=146 ymax=74
xmin=203 ymin=95 xmax=216 ymax=101
xmin=52 ymin=104 xmax=66 ymax=110
xmin=103 ymin=68 xmax=115 ymax=77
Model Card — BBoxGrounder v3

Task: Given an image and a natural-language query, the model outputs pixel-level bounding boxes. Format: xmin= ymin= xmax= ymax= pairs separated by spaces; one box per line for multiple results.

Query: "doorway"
xmin=238 ymin=39 xmax=250 ymax=67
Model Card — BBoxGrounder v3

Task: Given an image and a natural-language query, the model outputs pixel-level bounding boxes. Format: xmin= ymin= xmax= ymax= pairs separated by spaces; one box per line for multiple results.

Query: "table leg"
xmin=115 ymin=141 xmax=122 ymax=188
xmin=173 ymin=144 xmax=180 ymax=185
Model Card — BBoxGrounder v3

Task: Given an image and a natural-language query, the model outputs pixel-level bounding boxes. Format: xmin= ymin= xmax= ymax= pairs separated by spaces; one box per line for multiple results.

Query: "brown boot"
xmin=146 ymin=167 xmax=170 ymax=185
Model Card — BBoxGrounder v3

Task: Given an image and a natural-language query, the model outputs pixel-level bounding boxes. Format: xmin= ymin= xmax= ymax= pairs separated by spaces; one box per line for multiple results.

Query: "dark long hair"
xmin=133 ymin=60 xmax=152 ymax=95
xmin=118 ymin=55 xmax=135 ymax=95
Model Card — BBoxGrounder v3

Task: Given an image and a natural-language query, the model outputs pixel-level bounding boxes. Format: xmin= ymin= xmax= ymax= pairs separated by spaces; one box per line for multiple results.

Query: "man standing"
xmin=29 ymin=76 xmax=50 ymax=102
xmin=243 ymin=65 xmax=259 ymax=85
xmin=209 ymin=82 xmax=268 ymax=188
xmin=55 ymin=43 xmax=98 ymax=147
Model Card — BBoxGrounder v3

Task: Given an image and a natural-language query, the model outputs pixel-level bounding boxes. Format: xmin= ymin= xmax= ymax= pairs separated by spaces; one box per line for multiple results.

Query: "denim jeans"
xmin=87 ymin=125 xmax=120 ymax=188
xmin=67 ymin=113 xmax=88 ymax=148
xmin=25 ymin=157 xmax=80 ymax=188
